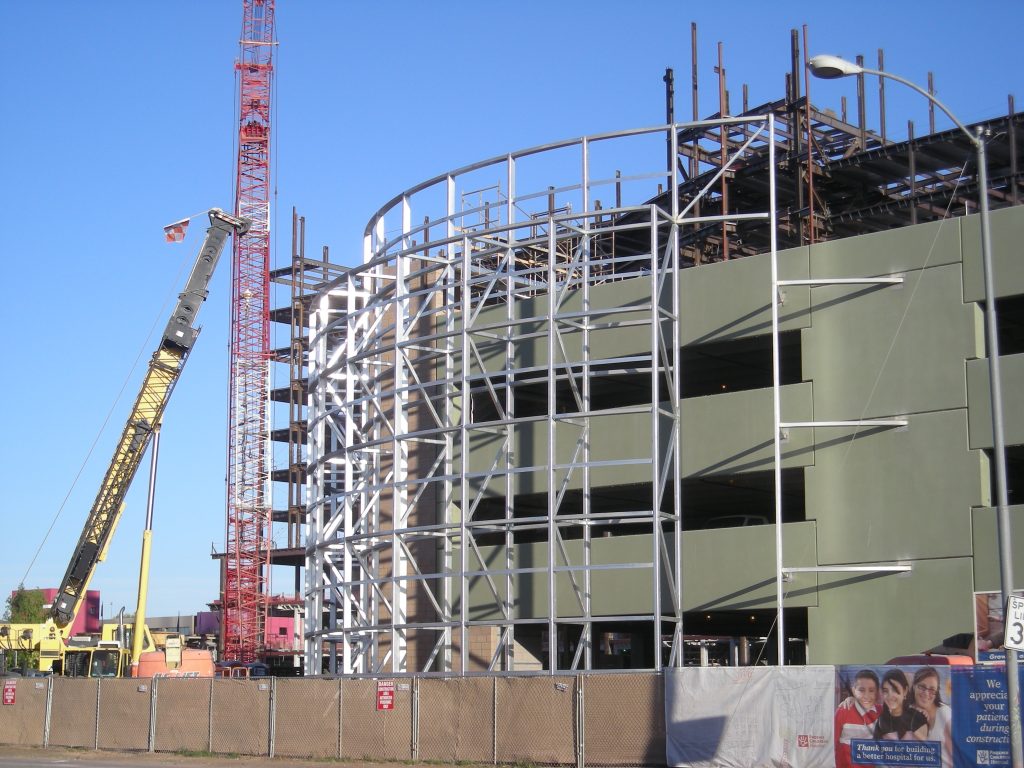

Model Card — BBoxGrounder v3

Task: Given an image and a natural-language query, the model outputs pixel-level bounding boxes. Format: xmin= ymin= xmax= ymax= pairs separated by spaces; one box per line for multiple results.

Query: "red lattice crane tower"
xmin=224 ymin=0 xmax=275 ymax=664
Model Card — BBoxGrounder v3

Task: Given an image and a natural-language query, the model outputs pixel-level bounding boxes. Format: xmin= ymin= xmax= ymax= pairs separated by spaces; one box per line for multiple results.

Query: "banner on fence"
xmin=950 ymin=665 xmax=1018 ymax=767
xmin=835 ymin=665 xmax=952 ymax=768
xmin=665 ymin=666 xmax=833 ymax=768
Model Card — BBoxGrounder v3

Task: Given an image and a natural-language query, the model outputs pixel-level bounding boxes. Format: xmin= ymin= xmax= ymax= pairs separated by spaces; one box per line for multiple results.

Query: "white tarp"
xmin=666 ymin=665 xmax=834 ymax=768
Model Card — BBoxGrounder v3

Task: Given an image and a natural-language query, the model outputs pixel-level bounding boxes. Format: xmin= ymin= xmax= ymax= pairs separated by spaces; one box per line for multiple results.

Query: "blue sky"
xmin=0 ymin=1 xmax=1020 ymax=621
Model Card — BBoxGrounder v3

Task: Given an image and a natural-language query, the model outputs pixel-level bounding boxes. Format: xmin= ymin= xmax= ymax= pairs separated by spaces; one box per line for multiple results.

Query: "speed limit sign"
xmin=1007 ymin=596 xmax=1024 ymax=652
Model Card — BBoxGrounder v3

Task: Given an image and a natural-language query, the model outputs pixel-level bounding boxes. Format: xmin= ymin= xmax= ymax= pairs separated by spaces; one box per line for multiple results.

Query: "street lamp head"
xmin=808 ymin=54 xmax=863 ymax=79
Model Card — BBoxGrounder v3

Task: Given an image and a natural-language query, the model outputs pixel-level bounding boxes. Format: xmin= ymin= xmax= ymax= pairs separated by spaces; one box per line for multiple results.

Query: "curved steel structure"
xmin=305 ymin=117 xmax=778 ymax=675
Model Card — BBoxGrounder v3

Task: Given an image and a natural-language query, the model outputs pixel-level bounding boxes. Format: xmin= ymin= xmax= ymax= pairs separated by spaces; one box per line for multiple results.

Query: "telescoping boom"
xmin=50 ymin=209 xmax=250 ymax=629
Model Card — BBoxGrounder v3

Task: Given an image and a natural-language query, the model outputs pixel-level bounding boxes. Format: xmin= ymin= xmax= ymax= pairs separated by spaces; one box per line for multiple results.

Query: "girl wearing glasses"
xmin=908 ymin=666 xmax=952 ymax=767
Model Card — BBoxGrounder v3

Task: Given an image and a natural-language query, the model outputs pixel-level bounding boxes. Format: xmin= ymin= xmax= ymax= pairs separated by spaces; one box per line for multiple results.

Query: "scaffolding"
xmin=305 ymin=116 xmax=778 ymax=675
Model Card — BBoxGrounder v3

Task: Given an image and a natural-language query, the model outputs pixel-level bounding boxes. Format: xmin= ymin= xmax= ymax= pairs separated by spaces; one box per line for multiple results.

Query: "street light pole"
xmin=809 ymin=54 xmax=1022 ymax=768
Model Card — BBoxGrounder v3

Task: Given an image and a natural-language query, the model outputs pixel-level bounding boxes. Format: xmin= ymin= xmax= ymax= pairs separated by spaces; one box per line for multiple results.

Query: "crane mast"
xmin=225 ymin=0 xmax=275 ymax=663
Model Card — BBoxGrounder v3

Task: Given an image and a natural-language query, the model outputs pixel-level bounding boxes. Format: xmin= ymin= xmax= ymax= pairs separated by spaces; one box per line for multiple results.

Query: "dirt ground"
xmin=0 ymin=745 xmax=478 ymax=768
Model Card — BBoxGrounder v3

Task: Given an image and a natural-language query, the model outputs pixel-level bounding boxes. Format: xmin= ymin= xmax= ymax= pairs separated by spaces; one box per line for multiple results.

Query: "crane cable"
xmin=19 ymin=242 xmax=198 ymax=588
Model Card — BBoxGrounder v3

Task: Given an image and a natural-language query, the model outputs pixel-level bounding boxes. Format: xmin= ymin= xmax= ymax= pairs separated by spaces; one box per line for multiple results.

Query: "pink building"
xmin=38 ymin=588 xmax=101 ymax=635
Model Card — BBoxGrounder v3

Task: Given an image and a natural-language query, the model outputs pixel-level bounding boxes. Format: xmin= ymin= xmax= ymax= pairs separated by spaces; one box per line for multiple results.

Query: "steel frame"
xmin=306 ymin=118 xmax=777 ymax=675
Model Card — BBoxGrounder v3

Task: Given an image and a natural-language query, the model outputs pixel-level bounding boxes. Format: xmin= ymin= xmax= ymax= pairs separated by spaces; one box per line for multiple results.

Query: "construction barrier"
xmin=7 ymin=665 xmax=1019 ymax=766
xmin=0 ymin=672 xmax=665 ymax=764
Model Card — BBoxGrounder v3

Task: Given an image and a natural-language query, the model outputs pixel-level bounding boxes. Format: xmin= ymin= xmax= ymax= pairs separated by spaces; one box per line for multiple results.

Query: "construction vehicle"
xmin=0 ymin=209 xmax=250 ymax=678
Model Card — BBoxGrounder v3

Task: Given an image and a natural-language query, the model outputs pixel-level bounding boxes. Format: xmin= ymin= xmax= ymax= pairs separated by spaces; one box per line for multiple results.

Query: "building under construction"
xmin=269 ymin=27 xmax=1024 ymax=675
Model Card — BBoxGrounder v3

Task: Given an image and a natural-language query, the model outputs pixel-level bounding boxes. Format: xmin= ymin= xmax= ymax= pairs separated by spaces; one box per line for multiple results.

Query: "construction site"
xmin=3 ymin=2 xmax=1024 ymax=765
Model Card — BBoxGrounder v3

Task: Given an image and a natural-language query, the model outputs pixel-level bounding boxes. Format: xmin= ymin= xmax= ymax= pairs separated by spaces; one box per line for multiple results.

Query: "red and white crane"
xmin=224 ymin=0 xmax=275 ymax=664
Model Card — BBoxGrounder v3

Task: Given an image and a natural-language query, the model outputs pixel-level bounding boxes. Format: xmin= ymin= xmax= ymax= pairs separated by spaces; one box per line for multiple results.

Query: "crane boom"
xmin=51 ymin=209 xmax=250 ymax=628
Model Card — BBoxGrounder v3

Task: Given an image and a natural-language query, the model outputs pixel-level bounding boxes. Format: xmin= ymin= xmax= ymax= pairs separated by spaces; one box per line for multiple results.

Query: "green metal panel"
xmin=679 ymin=246 xmax=810 ymax=346
xmin=807 ymin=557 xmax=974 ymax=665
xmin=681 ymin=383 xmax=814 ymax=477
xmin=971 ymin=505 xmax=1024 ymax=593
xmin=459 ymin=536 xmax=663 ymax=621
xmin=810 ymin=216 xmax=962 ymax=279
xmin=961 ymin=205 xmax=1024 ymax=302
xmin=802 ymin=262 xmax=974 ymax=419
xmin=966 ymin=352 xmax=1024 ymax=448
xmin=807 ymin=409 xmax=983 ymax=563
xmin=463 ymin=410 xmax=669 ymax=498
xmin=681 ymin=521 xmax=818 ymax=611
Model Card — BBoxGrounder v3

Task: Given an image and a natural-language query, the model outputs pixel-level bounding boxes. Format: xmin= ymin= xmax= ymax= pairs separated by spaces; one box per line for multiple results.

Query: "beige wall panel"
xmin=583 ymin=674 xmax=666 ymax=766
xmin=97 ymin=679 xmax=150 ymax=751
xmin=0 ymin=678 xmax=47 ymax=746
xmin=273 ymin=678 xmax=340 ymax=758
xmin=418 ymin=677 xmax=494 ymax=762
xmin=153 ymin=679 xmax=211 ymax=753
xmin=211 ymin=679 xmax=270 ymax=755
xmin=495 ymin=676 xmax=575 ymax=764
xmin=48 ymin=678 xmax=97 ymax=748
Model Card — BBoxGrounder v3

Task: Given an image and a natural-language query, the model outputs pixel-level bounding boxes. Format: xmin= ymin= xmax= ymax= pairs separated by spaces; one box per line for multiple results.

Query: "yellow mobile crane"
xmin=0 ymin=209 xmax=250 ymax=677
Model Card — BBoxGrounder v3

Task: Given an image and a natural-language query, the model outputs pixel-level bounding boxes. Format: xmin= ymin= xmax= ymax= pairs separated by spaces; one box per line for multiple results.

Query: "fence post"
xmin=268 ymin=677 xmax=277 ymax=758
xmin=148 ymin=677 xmax=158 ymax=753
xmin=337 ymin=678 xmax=344 ymax=759
xmin=411 ymin=677 xmax=419 ymax=761
xmin=576 ymin=674 xmax=585 ymax=768
xmin=492 ymin=676 xmax=498 ymax=766
xmin=42 ymin=675 xmax=53 ymax=748
xmin=207 ymin=677 xmax=214 ymax=753
xmin=94 ymin=678 xmax=101 ymax=750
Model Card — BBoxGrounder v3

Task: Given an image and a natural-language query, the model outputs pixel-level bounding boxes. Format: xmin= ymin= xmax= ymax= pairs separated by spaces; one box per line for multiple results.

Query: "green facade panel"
xmin=807 ymin=409 xmax=983 ymax=563
xmin=681 ymin=383 xmax=814 ymax=476
xmin=966 ymin=352 xmax=1024 ymax=448
xmin=971 ymin=505 xmax=1024 ymax=593
xmin=681 ymin=522 xmax=818 ymax=611
xmin=808 ymin=216 xmax=963 ymax=279
xmin=808 ymin=557 xmax=975 ymax=665
xmin=802 ymin=262 xmax=975 ymax=419
xmin=962 ymin=205 xmax=1024 ymax=302
xmin=679 ymin=246 xmax=810 ymax=346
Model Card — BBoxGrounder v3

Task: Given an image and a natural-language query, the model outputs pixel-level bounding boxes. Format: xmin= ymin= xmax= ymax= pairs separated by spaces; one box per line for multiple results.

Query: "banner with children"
xmin=835 ymin=665 xmax=952 ymax=768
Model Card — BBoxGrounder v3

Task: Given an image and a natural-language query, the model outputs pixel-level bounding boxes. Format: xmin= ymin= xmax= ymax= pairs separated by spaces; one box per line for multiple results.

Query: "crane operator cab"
xmin=58 ymin=647 xmax=129 ymax=678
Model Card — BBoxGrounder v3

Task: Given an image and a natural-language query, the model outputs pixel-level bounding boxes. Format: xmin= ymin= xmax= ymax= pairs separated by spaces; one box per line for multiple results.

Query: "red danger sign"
xmin=2 ymin=679 xmax=15 ymax=706
xmin=376 ymin=679 xmax=395 ymax=711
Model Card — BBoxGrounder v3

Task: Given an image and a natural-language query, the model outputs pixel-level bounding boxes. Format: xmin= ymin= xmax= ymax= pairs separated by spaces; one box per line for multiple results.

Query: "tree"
xmin=3 ymin=584 xmax=46 ymax=623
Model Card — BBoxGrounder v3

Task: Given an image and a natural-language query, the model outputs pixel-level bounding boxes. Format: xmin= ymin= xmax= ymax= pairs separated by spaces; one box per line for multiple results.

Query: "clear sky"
xmin=0 ymin=1 xmax=1020 ymax=622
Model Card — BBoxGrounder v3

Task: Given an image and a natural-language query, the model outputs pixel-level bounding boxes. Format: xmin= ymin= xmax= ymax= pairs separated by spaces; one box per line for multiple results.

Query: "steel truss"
xmin=306 ymin=118 xmax=777 ymax=675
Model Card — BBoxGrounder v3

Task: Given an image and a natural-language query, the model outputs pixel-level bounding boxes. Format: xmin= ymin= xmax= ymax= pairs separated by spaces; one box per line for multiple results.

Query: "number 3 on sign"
xmin=1007 ymin=596 xmax=1024 ymax=652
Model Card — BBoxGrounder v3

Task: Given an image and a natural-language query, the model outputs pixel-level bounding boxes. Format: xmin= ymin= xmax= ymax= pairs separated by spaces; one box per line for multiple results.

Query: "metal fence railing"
xmin=0 ymin=672 xmax=665 ymax=765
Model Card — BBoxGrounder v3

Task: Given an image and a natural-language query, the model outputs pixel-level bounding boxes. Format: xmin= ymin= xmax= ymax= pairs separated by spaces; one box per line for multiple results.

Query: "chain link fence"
xmin=0 ymin=678 xmax=47 ymax=746
xmin=418 ymin=676 xmax=495 ymax=762
xmin=97 ymin=679 xmax=151 ymax=752
xmin=153 ymin=678 xmax=211 ymax=752
xmin=274 ymin=677 xmax=339 ymax=758
xmin=0 ymin=672 xmax=665 ymax=765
